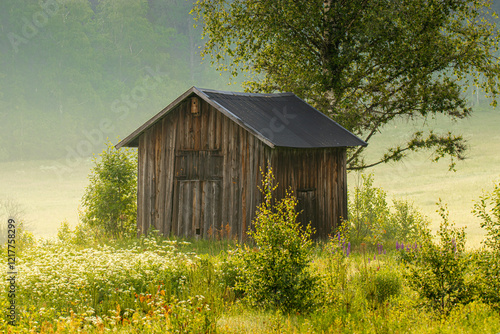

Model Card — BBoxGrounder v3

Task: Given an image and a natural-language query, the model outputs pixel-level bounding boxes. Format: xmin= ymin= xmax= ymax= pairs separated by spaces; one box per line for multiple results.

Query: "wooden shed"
xmin=116 ymin=87 xmax=366 ymax=241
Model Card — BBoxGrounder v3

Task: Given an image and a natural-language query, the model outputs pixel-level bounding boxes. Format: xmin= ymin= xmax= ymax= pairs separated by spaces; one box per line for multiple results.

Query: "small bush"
xmin=403 ymin=201 xmax=472 ymax=314
xmin=348 ymin=174 xmax=390 ymax=245
xmin=238 ymin=167 xmax=317 ymax=313
xmin=471 ymin=180 xmax=500 ymax=308
xmin=470 ymin=249 xmax=500 ymax=308
xmin=347 ymin=174 xmax=428 ymax=246
xmin=80 ymin=140 xmax=137 ymax=238
xmin=390 ymin=199 xmax=429 ymax=243
xmin=373 ymin=268 xmax=402 ymax=305
xmin=472 ymin=179 xmax=500 ymax=252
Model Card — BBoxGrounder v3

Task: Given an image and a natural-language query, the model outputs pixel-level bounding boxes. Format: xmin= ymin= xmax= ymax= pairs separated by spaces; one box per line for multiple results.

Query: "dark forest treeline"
xmin=0 ymin=0 xmax=228 ymax=162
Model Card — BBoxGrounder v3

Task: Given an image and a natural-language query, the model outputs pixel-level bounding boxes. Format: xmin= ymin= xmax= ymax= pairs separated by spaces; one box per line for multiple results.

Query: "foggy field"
xmin=1 ymin=108 xmax=499 ymax=246
xmin=364 ymin=107 xmax=500 ymax=247
xmin=0 ymin=159 xmax=92 ymax=237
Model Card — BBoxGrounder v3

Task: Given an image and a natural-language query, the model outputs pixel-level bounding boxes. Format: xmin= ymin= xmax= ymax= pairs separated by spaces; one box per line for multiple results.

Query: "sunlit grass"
xmin=0 ymin=231 xmax=499 ymax=333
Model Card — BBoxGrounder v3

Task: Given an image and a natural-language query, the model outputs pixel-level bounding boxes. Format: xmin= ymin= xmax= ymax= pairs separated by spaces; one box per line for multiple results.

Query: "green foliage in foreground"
xmin=471 ymin=179 xmax=500 ymax=307
xmin=403 ymin=202 xmax=472 ymax=314
xmin=2 ymin=234 xmax=500 ymax=333
xmin=237 ymin=168 xmax=317 ymax=313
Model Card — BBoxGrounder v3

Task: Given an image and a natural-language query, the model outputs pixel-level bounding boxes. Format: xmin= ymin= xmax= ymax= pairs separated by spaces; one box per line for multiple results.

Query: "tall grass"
xmin=1 ymin=231 xmax=499 ymax=333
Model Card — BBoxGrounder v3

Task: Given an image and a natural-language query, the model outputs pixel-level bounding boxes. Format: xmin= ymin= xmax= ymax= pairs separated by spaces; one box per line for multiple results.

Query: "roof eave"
xmin=116 ymin=86 xmax=277 ymax=150
xmin=115 ymin=87 xmax=198 ymax=149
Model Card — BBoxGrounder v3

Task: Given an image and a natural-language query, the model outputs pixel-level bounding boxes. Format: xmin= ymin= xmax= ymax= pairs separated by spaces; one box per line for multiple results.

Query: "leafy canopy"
xmin=193 ymin=0 xmax=500 ymax=169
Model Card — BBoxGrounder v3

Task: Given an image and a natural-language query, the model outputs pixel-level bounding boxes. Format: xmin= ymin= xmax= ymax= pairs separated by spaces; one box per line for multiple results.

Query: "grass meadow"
xmin=357 ymin=106 xmax=500 ymax=247
xmin=1 ymin=231 xmax=499 ymax=333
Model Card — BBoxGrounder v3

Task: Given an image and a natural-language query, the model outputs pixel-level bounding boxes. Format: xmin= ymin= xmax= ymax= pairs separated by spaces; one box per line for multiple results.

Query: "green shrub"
xmin=471 ymin=180 xmax=500 ymax=308
xmin=80 ymin=140 xmax=137 ymax=238
xmin=238 ymin=167 xmax=317 ymax=313
xmin=348 ymin=174 xmax=390 ymax=245
xmin=347 ymin=174 xmax=428 ymax=246
xmin=470 ymin=249 xmax=500 ymax=308
xmin=472 ymin=179 xmax=500 ymax=252
xmin=373 ymin=268 xmax=402 ymax=305
xmin=403 ymin=201 xmax=472 ymax=314
xmin=390 ymin=199 xmax=429 ymax=243
xmin=57 ymin=220 xmax=92 ymax=245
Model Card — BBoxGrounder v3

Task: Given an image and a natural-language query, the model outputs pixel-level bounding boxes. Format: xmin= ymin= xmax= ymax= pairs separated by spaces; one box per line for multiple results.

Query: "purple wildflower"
xmin=452 ymin=238 xmax=457 ymax=253
xmin=347 ymin=242 xmax=351 ymax=257
xmin=396 ymin=241 xmax=399 ymax=251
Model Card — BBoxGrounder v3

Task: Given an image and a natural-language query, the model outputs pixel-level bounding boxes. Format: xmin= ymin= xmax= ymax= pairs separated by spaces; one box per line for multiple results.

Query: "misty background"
xmin=0 ymin=0 xmax=232 ymax=163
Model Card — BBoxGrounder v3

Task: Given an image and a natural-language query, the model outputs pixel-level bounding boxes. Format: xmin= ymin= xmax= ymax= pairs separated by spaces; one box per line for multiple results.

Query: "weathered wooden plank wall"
xmin=269 ymin=148 xmax=347 ymax=238
xmin=137 ymin=97 xmax=267 ymax=241
xmin=136 ymin=96 xmax=346 ymax=240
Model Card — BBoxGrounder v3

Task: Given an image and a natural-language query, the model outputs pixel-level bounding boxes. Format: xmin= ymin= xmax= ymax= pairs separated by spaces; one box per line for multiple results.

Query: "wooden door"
xmin=297 ymin=188 xmax=317 ymax=236
xmin=173 ymin=150 xmax=222 ymax=238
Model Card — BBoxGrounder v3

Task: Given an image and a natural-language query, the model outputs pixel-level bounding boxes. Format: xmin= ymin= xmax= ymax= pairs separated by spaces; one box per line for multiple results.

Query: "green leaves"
xmin=472 ymin=179 xmax=500 ymax=251
xmin=80 ymin=140 xmax=138 ymax=238
xmin=237 ymin=167 xmax=317 ymax=313
xmin=348 ymin=174 xmax=390 ymax=245
xmin=403 ymin=201 xmax=471 ymax=314
xmin=194 ymin=0 xmax=500 ymax=169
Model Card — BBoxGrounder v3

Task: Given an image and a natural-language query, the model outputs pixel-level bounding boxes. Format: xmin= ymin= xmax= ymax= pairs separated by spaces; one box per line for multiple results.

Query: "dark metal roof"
xmin=116 ymin=86 xmax=367 ymax=149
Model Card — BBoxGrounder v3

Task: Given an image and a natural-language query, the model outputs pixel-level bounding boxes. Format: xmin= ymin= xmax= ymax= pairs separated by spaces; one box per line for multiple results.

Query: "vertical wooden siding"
xmin=137 ymin=98 xmax=267 ymax=241
xmin=137 ymin=97 xmax=346 ymax=240
xmin=269 ymin=147 xmax=346 ymax=238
